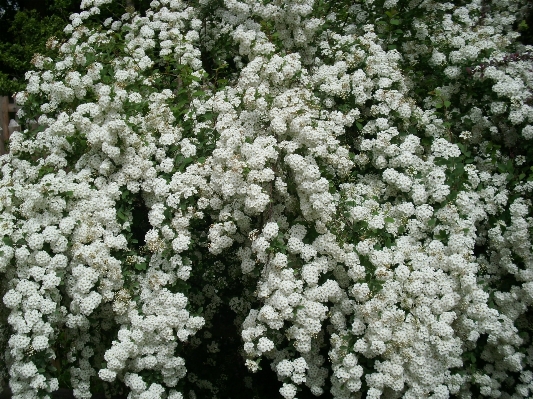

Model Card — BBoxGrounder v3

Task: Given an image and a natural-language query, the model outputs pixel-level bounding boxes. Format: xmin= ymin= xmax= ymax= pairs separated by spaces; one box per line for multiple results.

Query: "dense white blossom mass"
xmin=1 ymin=0 xmax=533 ymax=398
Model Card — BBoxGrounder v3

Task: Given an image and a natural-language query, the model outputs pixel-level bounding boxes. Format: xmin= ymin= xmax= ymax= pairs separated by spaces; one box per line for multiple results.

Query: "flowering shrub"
xmin=1 ymin=0 xmax=533 ymax=398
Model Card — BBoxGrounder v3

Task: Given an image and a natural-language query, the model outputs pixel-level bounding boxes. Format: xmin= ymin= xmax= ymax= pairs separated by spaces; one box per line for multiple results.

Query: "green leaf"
xmin=2 ymin=236 xmax=13 ymax=246
xmin=135 ymin=263 xmax=147 ymax=271
xmin=390 ymin=19 xmax=401 ymax=25
xmin=117 ymin=209 xmax=126 ymax=221
xmin=435 ymin=230 xmax=449 ymax=241
xmin=444 ymin=101 xmax=451 ymax=108
xmin=385 ymin=217 xmax=394 ymax=223
xmin=427 ymin=218 xmax=437 ymax=227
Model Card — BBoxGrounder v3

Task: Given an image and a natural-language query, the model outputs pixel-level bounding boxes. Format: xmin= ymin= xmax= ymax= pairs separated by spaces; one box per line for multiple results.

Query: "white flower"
xmin=32 ymin=336 xmax=49 ymax=351
xmin=18 ymin=362 xmax=39 ymax=378
xmin=276 ymin=360 xmax=294 ymax=377
xmin=522 ymin=125 xmax=533 ymax=140
xmin=125 ymin=373 xmax=147 ymax=392
xmin=444 ymin=66 xmax=460 ymax=79
xmin=79 ymin=291 xmax=102 ymax=315
xmin=98 ymin=368 xmax=117 ymax=382
xmin=172 ymin=234 xmax=190 ymax=253
xmin=262 ymin=222 xmax=279 ymax=240
xmin=271 ymin=252 xmax=288 ymax=268
xmin=180 ymin=138 xmax=197 ymax=158
xmin=256 ymin=337 xmax=274 ymax=353
xmin=430 ymin=50 xmax=447 ymax=66
xmin=431 ymin=138 xmax=461 ymax=159
xmin=3 ymin=289 xmax=22 ymax=308
xmin=8 ymin=334 xmax=31 ymax=350
xmin=279 ymin=383 xmax=297 ymax=399
xmin=292 ymin=357 xmax=308 ymax=373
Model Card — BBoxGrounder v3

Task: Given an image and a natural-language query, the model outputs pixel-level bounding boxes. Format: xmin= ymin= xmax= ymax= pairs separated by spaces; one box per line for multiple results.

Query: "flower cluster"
xmin=1 ymin=0 xmax=533 ymax=398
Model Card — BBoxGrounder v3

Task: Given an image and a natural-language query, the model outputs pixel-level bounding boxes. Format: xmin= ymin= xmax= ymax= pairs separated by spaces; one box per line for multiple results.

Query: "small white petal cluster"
xmin=1 ymin=0 xmax=533 ymax=398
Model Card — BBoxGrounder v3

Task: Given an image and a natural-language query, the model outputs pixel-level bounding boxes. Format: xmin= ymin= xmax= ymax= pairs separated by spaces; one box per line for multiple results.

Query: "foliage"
xmin=1 ymin=0 xmax=533 ymax=399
